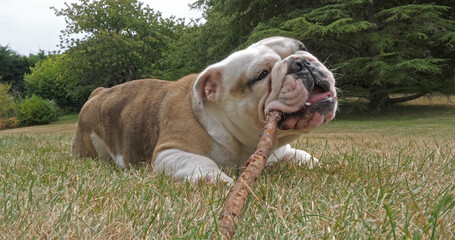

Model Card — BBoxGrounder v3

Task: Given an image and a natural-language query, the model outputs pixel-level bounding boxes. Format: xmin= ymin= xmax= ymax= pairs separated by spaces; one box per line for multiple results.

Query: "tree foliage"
xmin=18 ymin=0 xmax=455 ymax=110
xmin=0 ymin=46 xmax=53 ymax=96
xmin=25 ymin=54 xmax=77 ymax=109
xmin=158 ymin=11 xmax=240 ymax=79
xmin=0 ymin=46 xmax=31 ymax=95
xmin=191 ymin=0 xmax=455 ymax=108
xmin=51 ymin=0 xmax=186 ymax=108
xmin=0 ymin=83 xmax=17 ymax=118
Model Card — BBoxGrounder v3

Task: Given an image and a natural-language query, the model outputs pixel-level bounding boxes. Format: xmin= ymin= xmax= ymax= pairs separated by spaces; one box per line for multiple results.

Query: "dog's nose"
xmin=289 ymin=58 xmax=316 ymax=91
xmin=289 ymin=59 xmax=304 ymax=73
xmin=289 ymin=58 xmax=314 ymax=74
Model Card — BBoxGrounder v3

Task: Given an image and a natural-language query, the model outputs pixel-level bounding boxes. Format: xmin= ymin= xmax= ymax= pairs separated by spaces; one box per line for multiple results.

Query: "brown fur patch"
xmin=229 ymin=74 xmax=251 ymax=98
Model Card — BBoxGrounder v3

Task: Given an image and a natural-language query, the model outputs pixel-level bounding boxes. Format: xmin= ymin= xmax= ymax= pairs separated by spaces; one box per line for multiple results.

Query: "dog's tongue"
xmin=307 ymin=86 xmax=332 ymax=104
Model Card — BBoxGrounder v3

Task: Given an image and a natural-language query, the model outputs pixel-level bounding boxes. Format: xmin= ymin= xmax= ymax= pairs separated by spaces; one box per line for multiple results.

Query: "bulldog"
xmin=72 ymin=36 xmax=337 ymax=185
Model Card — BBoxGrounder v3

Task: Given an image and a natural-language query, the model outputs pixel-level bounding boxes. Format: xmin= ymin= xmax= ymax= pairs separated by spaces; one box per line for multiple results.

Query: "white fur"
xmin=114 ymin=155 xmax=126 ymax=168
xmin=90 ymin=132 xmax=113 ymax=160
xmin=192 ymin=45 xmax=282 ymax=149
xmin=268 ymin=144 xmax=318 ymax=168
xmin=155 ymin=149 xmax=234 ymax=185
xmin=90 ymin=132 xmax=127 ymax=168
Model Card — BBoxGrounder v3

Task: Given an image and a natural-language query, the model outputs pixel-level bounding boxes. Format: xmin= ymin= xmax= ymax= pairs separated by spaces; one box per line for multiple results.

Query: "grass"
xmin=0 ymin=96 xmax=454 ymax=239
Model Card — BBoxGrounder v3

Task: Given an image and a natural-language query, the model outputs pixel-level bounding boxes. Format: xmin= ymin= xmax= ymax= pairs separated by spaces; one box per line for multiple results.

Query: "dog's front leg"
xmin=268 ymin=144 xmax=319 ymax=168
xmin=154 ymin=149 xmax=234 ymax=185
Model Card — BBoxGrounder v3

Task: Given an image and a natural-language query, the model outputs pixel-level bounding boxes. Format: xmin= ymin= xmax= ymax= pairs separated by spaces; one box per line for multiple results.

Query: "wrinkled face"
xmin=265 ymin=51 xmax=337 ymax=131
xmin=194 ymin=37 xmax=337 ymax=146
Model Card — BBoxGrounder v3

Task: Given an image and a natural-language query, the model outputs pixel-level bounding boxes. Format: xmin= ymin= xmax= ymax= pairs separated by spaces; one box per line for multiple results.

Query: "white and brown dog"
xmin=72 ymin=37 xmax=337 ymax=185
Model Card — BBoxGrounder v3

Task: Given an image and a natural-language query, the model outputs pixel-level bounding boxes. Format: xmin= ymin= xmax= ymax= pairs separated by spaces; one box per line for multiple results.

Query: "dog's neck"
xmin=190 ymin=89 xmax=258 ymax=166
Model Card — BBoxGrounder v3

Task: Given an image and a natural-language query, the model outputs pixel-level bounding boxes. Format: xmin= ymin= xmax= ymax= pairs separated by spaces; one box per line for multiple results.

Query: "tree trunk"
xmin=369 ymin=84 xmax=428 ymax=109
xmin=389 ymin=92 xmax=428 ymax=104
xmin=369 ymin=86 xmax=391 ymax=109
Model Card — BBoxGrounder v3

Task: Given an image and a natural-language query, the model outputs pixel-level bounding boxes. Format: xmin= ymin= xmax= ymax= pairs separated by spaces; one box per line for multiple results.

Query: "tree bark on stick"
xmin=218 ymin=110 xmax=282 ymax=239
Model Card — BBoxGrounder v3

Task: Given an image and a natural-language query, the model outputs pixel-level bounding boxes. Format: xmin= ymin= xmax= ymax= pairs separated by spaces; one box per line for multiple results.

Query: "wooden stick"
xmin=218 ymin=110 xmax=282 ymax=239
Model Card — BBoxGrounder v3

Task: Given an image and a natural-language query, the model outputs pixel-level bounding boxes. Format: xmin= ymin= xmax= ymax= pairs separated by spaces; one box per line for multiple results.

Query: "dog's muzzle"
xmin=277 ymin=55 xmax=337 ymax=130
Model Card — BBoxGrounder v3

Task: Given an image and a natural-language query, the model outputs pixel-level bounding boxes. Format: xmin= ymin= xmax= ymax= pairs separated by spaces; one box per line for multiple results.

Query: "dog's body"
xmin=73 ymin=37 xmax=338 ymax=184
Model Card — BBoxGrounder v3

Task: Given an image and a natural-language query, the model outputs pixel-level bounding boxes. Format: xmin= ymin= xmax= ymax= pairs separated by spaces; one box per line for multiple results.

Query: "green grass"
xmin=0 ymin=98 xmax=454 ymax=239
xmin=54 ymin=113 xmax=79 ymax=124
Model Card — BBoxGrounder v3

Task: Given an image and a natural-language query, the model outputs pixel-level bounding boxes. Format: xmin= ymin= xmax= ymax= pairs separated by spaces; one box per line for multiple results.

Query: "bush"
xmin=16 ymin=95 xmax=57 ymax=126
xmin=0 ymin=82 xmax=17 ymax=118
xmin=6 ymin=117 xmax=20 ymax=128
xmin=0 ymin=117 xmax=20 ymax=130
xmin=0 ymin=119 xmax=5 ymax=130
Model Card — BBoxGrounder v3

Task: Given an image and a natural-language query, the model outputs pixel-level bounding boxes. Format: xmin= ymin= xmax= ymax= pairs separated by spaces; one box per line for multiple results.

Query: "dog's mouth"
xmin=279 ymin=85 xmax=337 ymax=130
xmin=306 ymin=85 xmax=333 ymax=105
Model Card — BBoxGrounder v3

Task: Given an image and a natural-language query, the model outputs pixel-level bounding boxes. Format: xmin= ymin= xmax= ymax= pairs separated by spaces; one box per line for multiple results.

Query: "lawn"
xmin=0 ymin=96 xmax=454 ymax=239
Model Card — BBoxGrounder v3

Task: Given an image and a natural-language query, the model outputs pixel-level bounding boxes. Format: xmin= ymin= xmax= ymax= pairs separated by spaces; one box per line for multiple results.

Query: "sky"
xmin=0 ymin=0 xmax=203 ymax=55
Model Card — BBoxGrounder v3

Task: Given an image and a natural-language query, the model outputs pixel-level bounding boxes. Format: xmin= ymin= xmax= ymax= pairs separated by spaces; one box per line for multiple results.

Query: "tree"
xmin=0 ymin=46 xmax=30 ymax=95
xmin=193 ymin=0 xmax=455 ymax=109
xmin=0 ymin=46 xmax=53 ymax=97
xmin=25 ymin=54 xmax=76 ymax=109
xmin=157 ymin=11 xmax=239 ymax=79
xmin=52 ymin=0 xmax=186 ymax=108
xmin=28 ymin=50 xmax=57 ymax=67
xmin=0 ymin=82 xmax=17 ymax=118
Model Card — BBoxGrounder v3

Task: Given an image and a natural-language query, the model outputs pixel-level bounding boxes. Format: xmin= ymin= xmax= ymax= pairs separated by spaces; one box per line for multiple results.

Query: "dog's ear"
xmin=194 ymin=66 xmax=223 ymax=103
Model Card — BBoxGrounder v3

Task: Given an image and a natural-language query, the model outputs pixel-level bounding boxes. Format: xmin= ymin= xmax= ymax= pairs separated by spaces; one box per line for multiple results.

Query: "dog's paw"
xmin=286 ymin=149 xmax=319 ymax=168
xmin=190 ymin=171 xmax=234 ymax=186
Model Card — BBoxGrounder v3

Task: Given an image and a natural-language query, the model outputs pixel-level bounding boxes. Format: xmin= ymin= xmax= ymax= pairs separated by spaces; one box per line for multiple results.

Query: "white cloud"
xmin=0 ymin=0 xmax=202 ymax=55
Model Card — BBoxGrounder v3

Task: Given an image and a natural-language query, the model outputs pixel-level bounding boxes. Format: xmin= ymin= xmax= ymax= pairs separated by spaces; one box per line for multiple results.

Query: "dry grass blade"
xmin=218 ymin=110 xmax=282 ymax=239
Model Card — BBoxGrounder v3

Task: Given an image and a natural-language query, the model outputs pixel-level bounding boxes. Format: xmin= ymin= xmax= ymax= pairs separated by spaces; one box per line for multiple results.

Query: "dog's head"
xmin=193 ymin=37 xmax=337 ymax=147
xmin=265 ymin=51 xmax=337 ymax=131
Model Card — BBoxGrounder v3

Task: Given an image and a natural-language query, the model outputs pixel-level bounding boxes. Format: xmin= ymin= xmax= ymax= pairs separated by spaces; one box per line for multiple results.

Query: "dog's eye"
xmin=299 ymin=44 xmax=307 ymax=51
xmin=256 ymin=70 xmax=269 ymax=81
xmin=248 ymin=70 xmax=269 ymax=87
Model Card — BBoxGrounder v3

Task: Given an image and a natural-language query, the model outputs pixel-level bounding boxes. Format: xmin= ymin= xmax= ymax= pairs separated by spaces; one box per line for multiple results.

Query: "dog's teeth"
xmin=305 ymin=102 xmax=311 ymax=106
